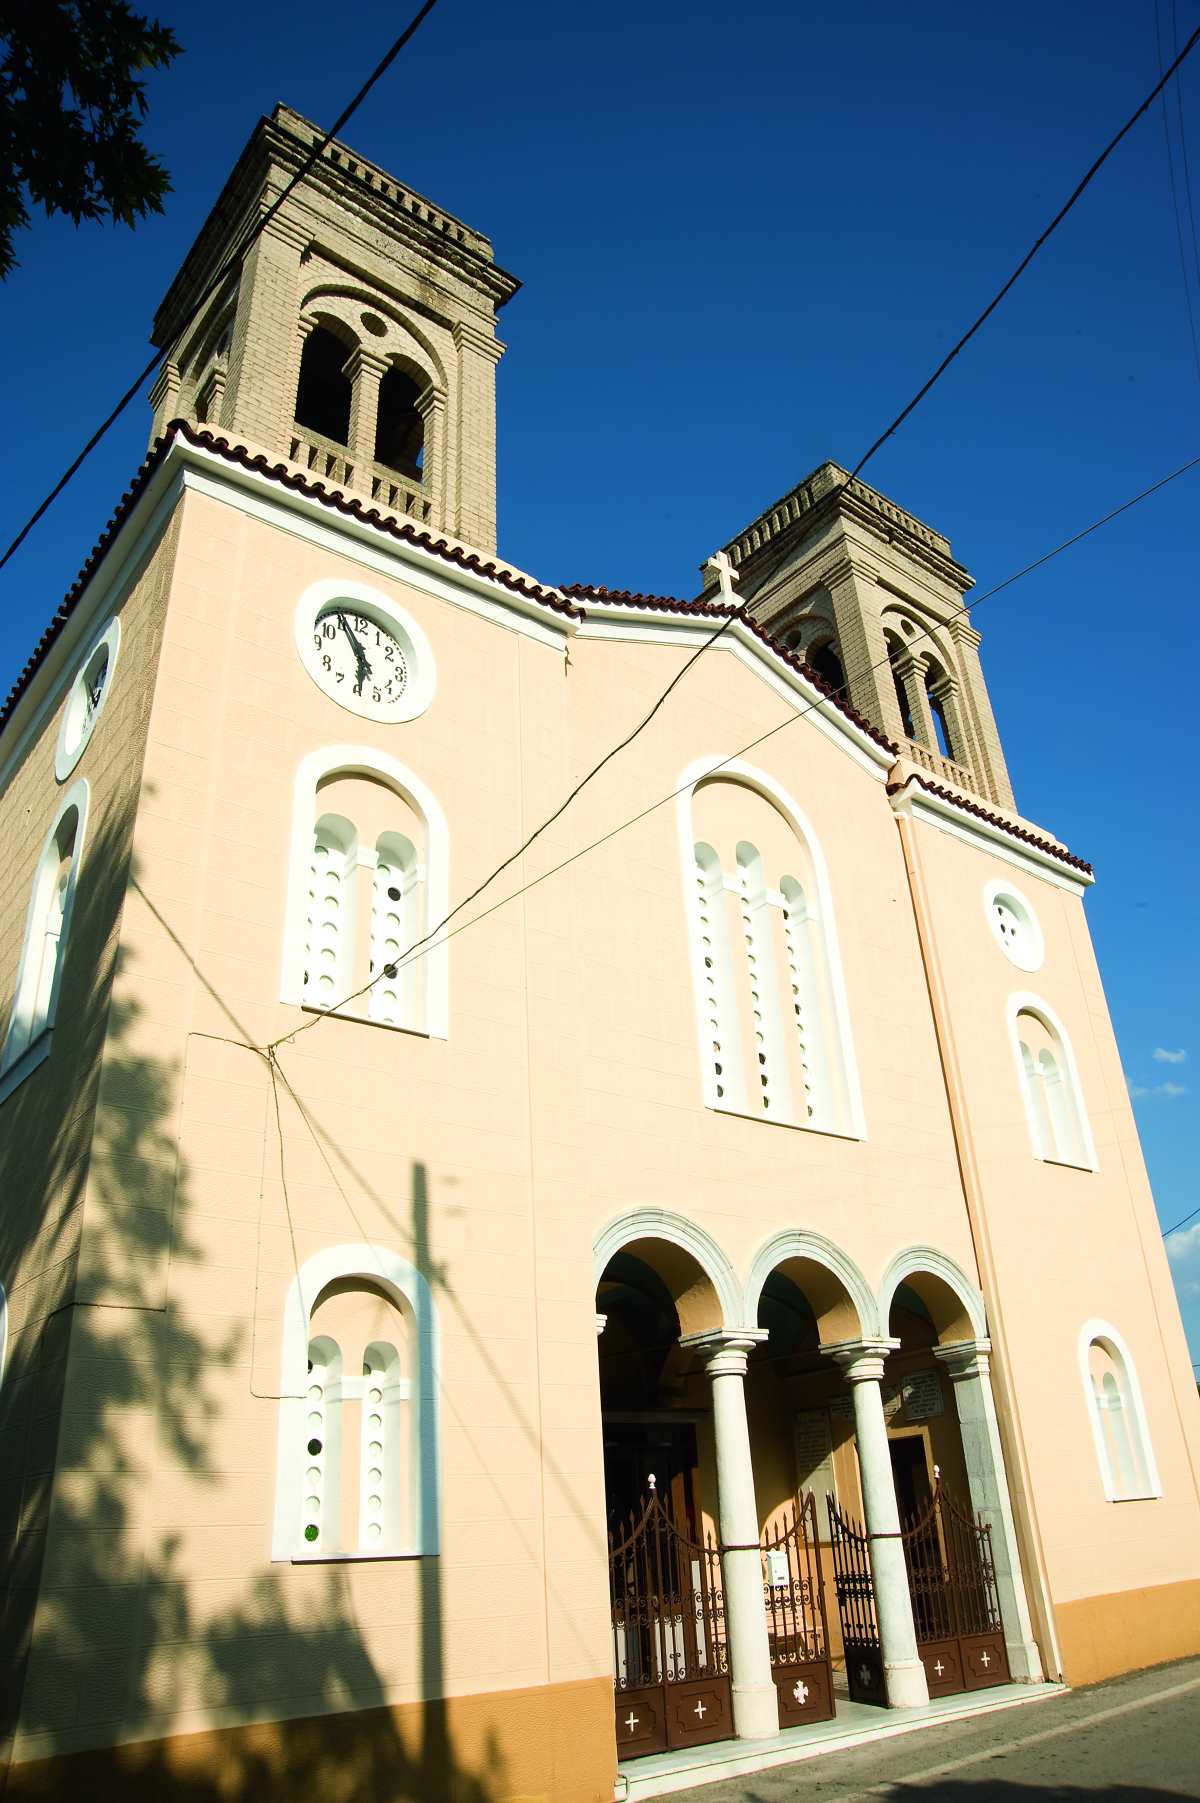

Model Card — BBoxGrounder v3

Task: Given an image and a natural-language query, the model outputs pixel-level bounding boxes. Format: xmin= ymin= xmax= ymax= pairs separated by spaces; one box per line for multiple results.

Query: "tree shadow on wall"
xmin=0 ymin=803 xmax=504 ymax=1802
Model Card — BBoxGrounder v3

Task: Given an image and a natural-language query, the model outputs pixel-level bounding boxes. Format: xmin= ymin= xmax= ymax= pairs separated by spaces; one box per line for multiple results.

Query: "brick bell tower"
xmin=146 ymin=103 xmax=520 ymax=553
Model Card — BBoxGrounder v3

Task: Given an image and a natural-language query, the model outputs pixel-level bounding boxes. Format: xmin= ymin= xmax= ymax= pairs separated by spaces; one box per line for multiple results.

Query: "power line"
xmin=1171 ymin=0 xmax=1200 ymax=304
xmin=272 ymin=450 xmax=1200 ymax=1032
xmin=850 ymin=22 xmax=1200 ymax=481
xmin=1162 ymin=1204 xmax=1200 ymax=1238
xmin=0 ymin=0 xmax=444 ymax=576
xmin=1155 ymin=0 xmax=1200 ymax=383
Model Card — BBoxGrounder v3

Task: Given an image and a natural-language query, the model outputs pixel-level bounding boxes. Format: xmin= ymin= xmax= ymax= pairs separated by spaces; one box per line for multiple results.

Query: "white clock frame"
xmin=55 ymin=617 xmax=121 ymax=781
xmin=294 ymin=578 xmax=435 ymax=723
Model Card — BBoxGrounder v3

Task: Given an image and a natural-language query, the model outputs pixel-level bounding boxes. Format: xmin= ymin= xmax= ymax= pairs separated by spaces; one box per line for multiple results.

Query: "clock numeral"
xmin=322 ymin=654 xmax=332 ymax=671
xmin=322 ymin=622 xmax=336 ymax=640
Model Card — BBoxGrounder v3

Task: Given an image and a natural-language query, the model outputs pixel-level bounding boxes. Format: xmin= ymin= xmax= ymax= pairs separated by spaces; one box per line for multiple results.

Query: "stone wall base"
xmin=1055 ymin=1578 xmax=1200 ymax=1687
xmin=5 ymin=1674 xmax=616 ymax=1803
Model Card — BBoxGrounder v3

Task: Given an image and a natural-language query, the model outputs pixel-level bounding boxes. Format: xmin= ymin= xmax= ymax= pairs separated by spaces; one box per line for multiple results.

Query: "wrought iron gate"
xmin=900 ymin=1480 xmax=1009 ymax=1698
xmin=826 ymin=1499 xmax=887 ymax=1706
xmin=609 ymin=1488 xmax=732 ymax=1759
xmin=761 ymin=1492 xmax=836 ymax=1726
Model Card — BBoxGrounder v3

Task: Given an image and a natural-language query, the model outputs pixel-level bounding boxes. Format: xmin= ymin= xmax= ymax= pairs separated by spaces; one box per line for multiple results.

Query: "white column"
xmin=935 ymin=1339 xmax=1043 ymax=1682
xmin=828 ymin=1340 xmax=929 ymax=1709
xmin=680 ymin=1330 xmax=779 ymax=1741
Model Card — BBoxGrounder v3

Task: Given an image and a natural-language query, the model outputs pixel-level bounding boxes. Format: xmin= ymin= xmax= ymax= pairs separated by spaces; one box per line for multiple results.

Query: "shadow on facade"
xmin=0 ymin=809 xmax=504 ymax=1801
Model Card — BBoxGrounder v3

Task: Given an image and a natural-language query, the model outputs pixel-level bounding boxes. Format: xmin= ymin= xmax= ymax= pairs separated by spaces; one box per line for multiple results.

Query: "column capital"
xmin=891 ymin=647 xmax=929 ymax=682
xmin=824 ymin=1337 xmax=900 ymax=1384
xmin=679 ymin=1328 xmax=767 ymax=1377
xmin=343 ymin=345 xmax=390 ymax=383
xmin=934 ymin=1337 xmax=993 ymax=1381
xmin=818 ymin=551 xmax=879 ymax=592
xmin=416 ymin=383 xmax=448 ymax=421
xmin=947 ymin=615 xmax=982 ymax=650
xmin=149 ymin=359 xmax=181 ymax=412
xmin=452 ymin=318 xmax=505 ymax=363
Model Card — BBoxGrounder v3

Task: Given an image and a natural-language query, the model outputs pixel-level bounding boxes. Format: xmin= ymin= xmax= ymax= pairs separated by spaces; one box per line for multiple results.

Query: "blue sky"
xmin=1 ymin=0 xmax=1197 ymax=1364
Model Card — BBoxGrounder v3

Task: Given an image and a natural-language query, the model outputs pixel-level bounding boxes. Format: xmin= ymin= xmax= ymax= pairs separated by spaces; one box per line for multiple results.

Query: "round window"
xmin=55 ymin=618 xmax=121 ymax=781
xmin=982 ymin=880 xmax=1044 ymax=972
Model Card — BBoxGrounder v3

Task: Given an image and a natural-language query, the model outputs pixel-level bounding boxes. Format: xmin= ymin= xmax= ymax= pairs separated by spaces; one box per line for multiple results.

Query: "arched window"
xmin=1011 ymin=998 xmax=1094 ymax=1169
xmin=807 ymin=638 xmax=846 ymax=694
xmin=273 ymin=1244 xmax=440 ymax=1560
xmin=295 ymin=323 xmax=353 ymax=446
xmin=1 ymin=782 xmax=89 ymax=1083
xmin=681 ymin=765 xmax=862 ymax=1135
xmin=374 ymin=365 xmax=424 ymax=477
xmin=886 ymin=635 xmax=916 ymax=739
xmin=282 ymin=746 xmax=449 ymax=1038
xmin=1079 ymin=1321 xmax=1160 ymax=1500
xmin=924 ymin=662 xmax=959 ymax=762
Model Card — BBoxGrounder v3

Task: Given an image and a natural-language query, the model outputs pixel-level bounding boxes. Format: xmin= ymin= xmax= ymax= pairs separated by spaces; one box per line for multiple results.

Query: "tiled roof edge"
xmin=889 ymin=773 xmax=1093 ymax=876
xmin=0 ymin=420 xmax=584 ymax=739
xmin=564 ymin=583 xmax=896 ymax=755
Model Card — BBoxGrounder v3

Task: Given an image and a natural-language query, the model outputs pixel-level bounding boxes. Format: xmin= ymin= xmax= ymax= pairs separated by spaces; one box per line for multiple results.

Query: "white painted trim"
xmin=1006 ymin=991 xmax=1097 ymax=1172
xmin=54 ymin=616 xmax=122 ymax=781
xmin=889 ymin=783 xmax=1092 ymax=895
xmin=593 ymin=1208 xmax=744 ymax=1331
xmin=0 ymin=778 xmax=91 ymax=1080
xmin=579 ymin=610 xmax=893 ymax=780
xmin=280 ymin=745 xmax=449 ymax=1038
xmin=272 ymin=1242 xmax=441 ymax=1560
xmin=982 ymin=878 xmax=1044 ymax=974
xmin=676 ymin=756 xmax=867 ymax=1139
xmin=744 ymin=1230 xmax=880 ymax=1339
xmin=1077 ymin=1317 xmax=1163 ymax=1501
xmin=177 ymin=455 xmax=575 ymax=652
xmin=876 ymin=1246 xmax=988 ymax=1341
xmin=293 ymin=577 xmax=435 ymax=724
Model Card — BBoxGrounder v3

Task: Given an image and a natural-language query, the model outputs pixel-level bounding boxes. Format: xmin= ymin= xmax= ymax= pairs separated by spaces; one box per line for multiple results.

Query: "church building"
xmin=1 ymin=104 xmax=1198 ymax=1803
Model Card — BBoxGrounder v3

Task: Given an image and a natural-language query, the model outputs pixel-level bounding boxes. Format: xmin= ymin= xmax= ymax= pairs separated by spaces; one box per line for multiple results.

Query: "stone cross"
xmin=705 ymin=551 xmax=740 ymax=608
xmin=624 ymin=1712 xmax=639 ymax=1734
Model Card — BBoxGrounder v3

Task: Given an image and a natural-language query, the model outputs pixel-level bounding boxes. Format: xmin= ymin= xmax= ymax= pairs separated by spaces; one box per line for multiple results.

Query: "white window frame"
xmin=280 ymin=745 xmax=448 ymax=1038
xmin=983 ymin=878 xmax=1044 ymax=973
xmin=1007 ymin=991 xmax=1096 ymax=1171
xmin=1078 ymin=1318 xmax=1162 ymax=1501
xmin=272 ymin=1242 xmax=440 ymax=1561
xmin=0 ymin=780 xmax=90 ymax=1103
xmin=55 ymin=617 xmax=121 ymax=782
xmin=676 ymin=755 xmax=866 ymax=1139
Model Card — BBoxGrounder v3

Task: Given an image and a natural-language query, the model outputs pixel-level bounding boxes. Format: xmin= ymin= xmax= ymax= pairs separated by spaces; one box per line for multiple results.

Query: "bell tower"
xmin=702 ymin=464 xmax=1015 ymax=810
xmin=147 ymin=104 xmax=520 ymax=553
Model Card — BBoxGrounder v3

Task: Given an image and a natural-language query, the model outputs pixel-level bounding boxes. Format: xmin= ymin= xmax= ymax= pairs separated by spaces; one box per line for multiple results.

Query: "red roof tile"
xmin=889 ymin=773 xmax=1093 ymax=876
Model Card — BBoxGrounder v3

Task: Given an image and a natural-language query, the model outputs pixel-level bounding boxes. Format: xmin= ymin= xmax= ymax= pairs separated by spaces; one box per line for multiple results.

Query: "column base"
xmin=1004 ymin=1638 xmax=1044 ymax=1683
xmin=731 ymin=1681 xmax=781 ymax=1741
xmin=883 ymin=1659 xmax=930 ymax=1709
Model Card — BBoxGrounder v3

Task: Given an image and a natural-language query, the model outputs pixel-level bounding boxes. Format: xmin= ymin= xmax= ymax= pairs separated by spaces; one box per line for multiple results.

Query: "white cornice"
xmin=889 ymin=780 xmax=1093 ymax=894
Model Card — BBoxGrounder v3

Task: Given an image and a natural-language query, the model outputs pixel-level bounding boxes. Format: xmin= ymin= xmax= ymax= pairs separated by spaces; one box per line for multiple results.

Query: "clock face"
xmin=310 ymin=605 xmax=409 ymax=714
xmin=56 ymin=618 xmax=120 ymax=780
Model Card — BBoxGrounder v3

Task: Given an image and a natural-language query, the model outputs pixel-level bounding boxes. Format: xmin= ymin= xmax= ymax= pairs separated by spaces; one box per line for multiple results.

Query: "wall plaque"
xmin=901 ymin=1370 xmax=945 ymax=1421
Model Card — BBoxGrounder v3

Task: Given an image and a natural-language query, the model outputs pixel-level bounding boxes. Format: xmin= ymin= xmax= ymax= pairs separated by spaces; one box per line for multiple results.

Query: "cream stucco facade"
xmin=1 ymin=107 xmax=1198 ymax=1803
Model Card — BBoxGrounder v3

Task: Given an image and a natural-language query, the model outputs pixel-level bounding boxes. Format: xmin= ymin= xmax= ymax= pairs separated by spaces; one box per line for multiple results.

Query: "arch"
xmin=593 ymin=1208 xmax=742 ymax=1335
xmin=299 ymin=283 xmax=447 ymax=393
xmin=1 ymin=779 xmax=90 ymax=1083
xmin=375 ymin=361 xmax=425 ymax=476
xmin=1006 ymin=991 xmax=1096 ymax=1170
xmin=294 ymin=319 xmax=355 ymax=445
xmin=676 ymin=755 xmax=866 ymax=1138
xmin=1077 ymin=1318 xmax=1161 ymax=1500
xmin=744 ymin=1229 xmax=879 ymax=1344
xmin=877 ymin=1246 xmax=987 ymax=1344
xmin=272 ymin=1241 xmax=440 ymax=1558
xmin=280 ymin=743 xmax=448 ymax=1037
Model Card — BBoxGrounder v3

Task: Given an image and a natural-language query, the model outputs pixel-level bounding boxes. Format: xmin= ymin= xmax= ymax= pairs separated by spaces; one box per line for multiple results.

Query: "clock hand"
xmin=336 ymin=611 xmax=373 ymax=691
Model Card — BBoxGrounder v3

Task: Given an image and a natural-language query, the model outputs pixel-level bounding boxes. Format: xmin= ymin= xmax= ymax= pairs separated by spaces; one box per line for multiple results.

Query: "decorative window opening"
xmin=2 ymin=784 xmax=88 ymax=1078
xmin=374 ymin=366 xmax=424 ymax=477
xmin=984 ymin=882 xmax=1043 ymax=973
xmin=273 ymin=1245 xmax=439 ymax=1561
xmin=1080 ymin=1324 xmax=1160 ymax=1501
xmin=1014 ymin=1003 xmax=1091 ymax=1167
xmin=887 ymin=636 xmax=915 ymax=739
xmin=685 ymin=776 xmax=856 ymax=1134
xmin=927 ymin=679 xmax=955 ymax=759
xmin=807 ymin=638 xmax=846 ymax=695
xmin=283 ymin=745 xmax=448 ymax=1038
xmin=295 ymin=324 xmax=353 ymax=446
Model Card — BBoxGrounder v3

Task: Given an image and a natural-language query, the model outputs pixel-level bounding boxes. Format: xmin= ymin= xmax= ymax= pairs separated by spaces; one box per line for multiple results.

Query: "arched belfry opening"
xmin=375 ymin=364 xmax=425 ymax=478
xmin=806 ymin=638 xmax=846 ymax=695
xmin=295 ymin=322 xmax=353 ymax=447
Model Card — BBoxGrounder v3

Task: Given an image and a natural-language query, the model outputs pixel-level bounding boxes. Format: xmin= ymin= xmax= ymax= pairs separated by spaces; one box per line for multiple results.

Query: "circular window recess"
xmin=983 ymin=879 xmax=1044 ymax=972
xmin=55 ymin=617 xmax=121 ymax=781
xmin=294 ymin=579 xmax=435 ymax=723
xmin=361 ymin=311 xmax=388 ymax=337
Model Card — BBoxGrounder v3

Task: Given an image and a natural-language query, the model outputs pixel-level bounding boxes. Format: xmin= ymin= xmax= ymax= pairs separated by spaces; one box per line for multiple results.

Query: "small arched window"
xmin=273 ymin=1244 xmax=440 ymax=1560
xmin=807 ymin=639 xmax=846 ymax=695
xmin=283 ymin=746 xmax=449 ymax=1038
xmin=886 ymin=636 xmax=916 ymax=740
xmin=1079 ymin=1322 xmax=1160 ymax=1500
xmin=683 ymin=768 xmax=862 ymax=1135
xmin=1 ymin=782 xmax=88 ymax=1084
xmin=374 ymin=365 xmax=424 ymax=477
xmin=295 ymin=323 xmax=353 ymax=446
xmin=924 ymin=662 xmax=959 ymax=762
xmin=1011 ymin=1000 xmax=1093 ymax=1169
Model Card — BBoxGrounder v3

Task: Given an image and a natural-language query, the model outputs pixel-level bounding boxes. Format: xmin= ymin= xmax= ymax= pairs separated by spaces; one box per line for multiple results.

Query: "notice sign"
xmin=794 ymin=1409 xmax=837 ymax=1510
xmin=902 ymin=1371 xmax=944 ymax=1421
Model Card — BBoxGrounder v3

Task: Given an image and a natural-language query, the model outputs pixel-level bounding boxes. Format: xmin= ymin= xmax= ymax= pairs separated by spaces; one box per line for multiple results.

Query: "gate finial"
xmin=648 ymin=1471 xmax=657 ymax=1491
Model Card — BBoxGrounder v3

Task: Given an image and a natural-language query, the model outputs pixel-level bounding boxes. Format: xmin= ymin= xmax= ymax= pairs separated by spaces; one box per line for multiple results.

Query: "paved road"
xmin=674 ymin=1660 xmax=1200 ymax=1801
